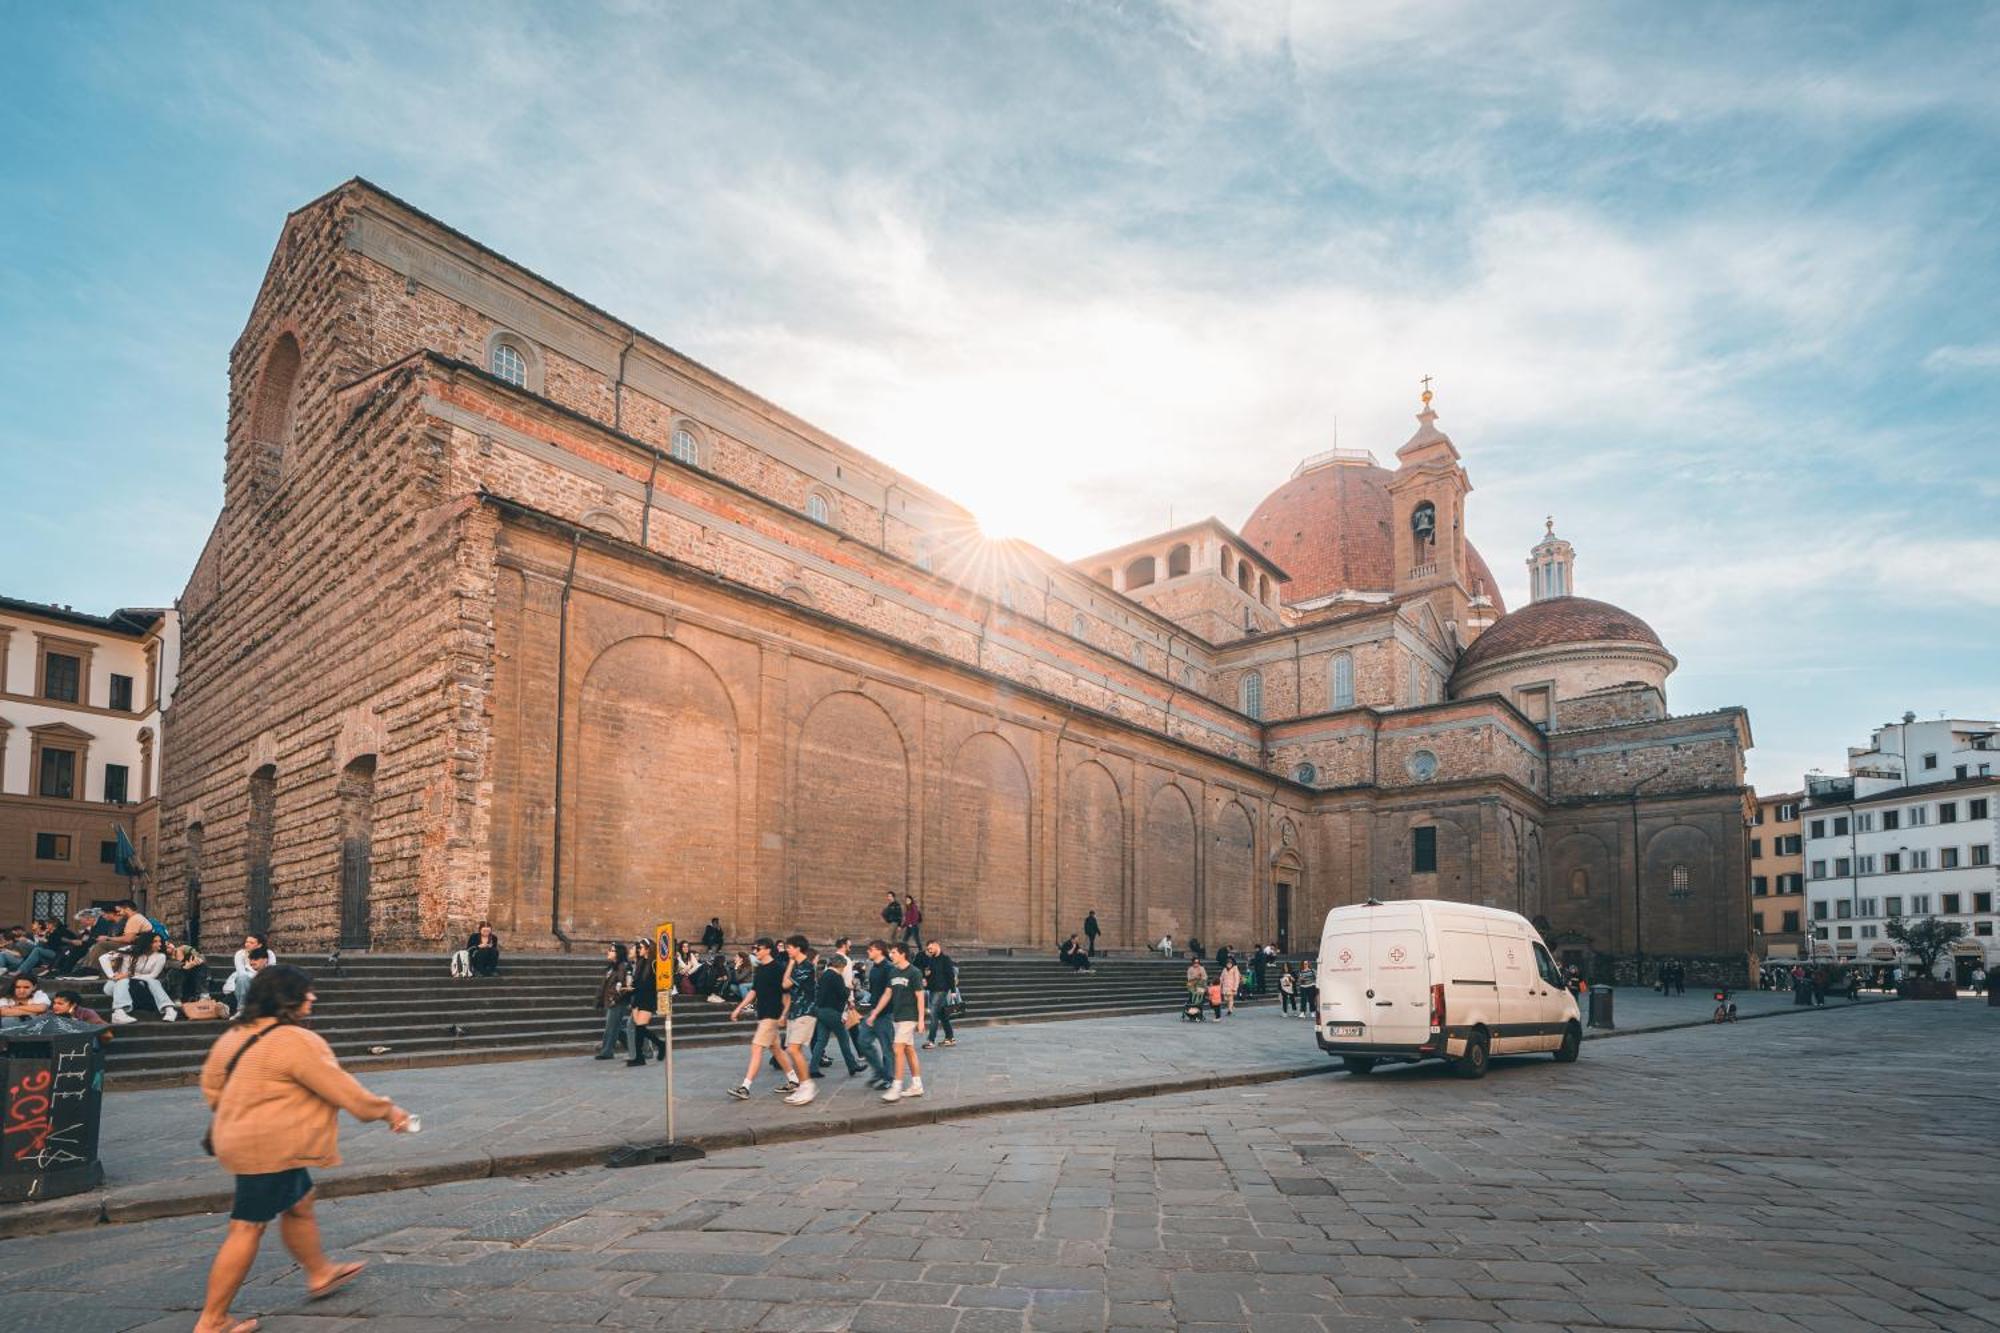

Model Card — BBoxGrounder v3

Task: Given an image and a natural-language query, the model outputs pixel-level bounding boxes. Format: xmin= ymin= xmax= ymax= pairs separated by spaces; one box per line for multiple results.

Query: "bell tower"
xmin=1386 ymin=378 xmax=1475 ymax=638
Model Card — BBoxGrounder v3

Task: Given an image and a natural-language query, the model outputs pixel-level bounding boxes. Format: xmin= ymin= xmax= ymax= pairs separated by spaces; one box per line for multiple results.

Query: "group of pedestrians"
xmin=727 ymin=933 xmax=959 ymax=1106
xmin=1277 ymin=959 xmax=1317 ymax=1017
xmin=592 ymin=938 xmax=669 ymax=1066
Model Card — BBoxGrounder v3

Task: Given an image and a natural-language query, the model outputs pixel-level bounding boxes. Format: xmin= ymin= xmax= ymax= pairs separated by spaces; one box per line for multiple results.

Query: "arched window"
xmin=244 ymin=332 xmax=301 ymax=498
xmin=670 ymin=426 xmax=701 ymax=466
xmin=1237 ymin=562 xmax=1253 ymax=592
xmin=1125 ymin=555 xmax=1155 ymax=588
xmin=1671 ymin=864 xmax=1691 ymax=896
xmin=1166 ymin=544 xmax=1191 ymax=577
xmin=1130 ymin=640 xmax=1145 ymax=667
xmin=1258 ymin=573 xmax=1271 ymax=604
xmin=1220 ymin=547 xmax=1234 ymax=579
xmin=1240 ymin=670 xmax=1263 ymax=719
xmin=805 ymin=492 xmax=831 ymax=525
xmin=250 ymin=334 xmax=301 ymax=451
xmin=1072 ymin=611 xmax=1087 ymax=638
xmin=1329 ymin=652 xmax=1354 ymax=709
xmin=489 ymin=340 xmax=528 ymax=388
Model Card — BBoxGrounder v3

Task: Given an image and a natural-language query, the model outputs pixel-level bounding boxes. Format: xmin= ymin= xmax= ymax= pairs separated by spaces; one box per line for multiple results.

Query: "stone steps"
xmin=75 ymin=952 xmax=1275 ymax=1087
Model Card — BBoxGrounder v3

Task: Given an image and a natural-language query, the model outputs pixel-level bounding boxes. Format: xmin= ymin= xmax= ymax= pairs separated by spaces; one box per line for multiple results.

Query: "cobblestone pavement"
xmin=15 ymin=984 xmax=1837 ymax=1231
xmin=5 ymin=996 xmax=1990 ymax=1331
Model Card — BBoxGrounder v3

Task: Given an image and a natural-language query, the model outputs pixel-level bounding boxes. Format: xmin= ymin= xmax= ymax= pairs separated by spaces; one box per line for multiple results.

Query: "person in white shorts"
xmin=777 ymin=935 xmax=819 ymax=1105
xmin=872 ymin=941 xmax=927 ymax=1102
xmin=727 ymin=939 xmax=789 ymax=1101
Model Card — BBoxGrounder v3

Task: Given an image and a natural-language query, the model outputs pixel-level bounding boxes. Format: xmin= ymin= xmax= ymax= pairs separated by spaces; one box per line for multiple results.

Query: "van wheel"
xmin=1342 ymin=1056 xmax=1376 ymax=1075
xmin=1451 ymin=1029 xmax=1489 ymax=1079
xmin=1553 ymin=1022 xmax=1581 ymax=1063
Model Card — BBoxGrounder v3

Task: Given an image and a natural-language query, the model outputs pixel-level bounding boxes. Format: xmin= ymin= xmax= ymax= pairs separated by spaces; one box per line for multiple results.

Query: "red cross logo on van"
xmin=1388 ymin=946 xmax=1407 ymax=963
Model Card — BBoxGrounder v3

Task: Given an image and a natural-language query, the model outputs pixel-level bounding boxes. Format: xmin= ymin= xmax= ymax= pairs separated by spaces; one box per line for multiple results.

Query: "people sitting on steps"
xmin=227 ymin=935 xmax=277 ymax=1010
xmin=81 ymin=900 xmax=159 ymax=974
xmin=103 ymin=931 xmax=181 ymax=1024
xmin=0 ymin=972 xmax=52 ymax=1029
xmin=230 ymin=944 xmax=275 ymax=1015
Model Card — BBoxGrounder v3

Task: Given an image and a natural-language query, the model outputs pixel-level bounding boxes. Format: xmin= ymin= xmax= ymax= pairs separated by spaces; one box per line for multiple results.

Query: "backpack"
xmin=883 ymin=901 xmax=902 ymax=925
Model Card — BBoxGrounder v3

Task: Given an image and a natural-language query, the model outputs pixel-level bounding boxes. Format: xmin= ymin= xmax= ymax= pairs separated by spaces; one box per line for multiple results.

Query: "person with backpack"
xmin=881 ymin=892 xmax=903 ymax=933
xmin=900 ymin=896 xmax=924 ymax=951
xmin=1083 ymin=910 xmax=1101 ymax=957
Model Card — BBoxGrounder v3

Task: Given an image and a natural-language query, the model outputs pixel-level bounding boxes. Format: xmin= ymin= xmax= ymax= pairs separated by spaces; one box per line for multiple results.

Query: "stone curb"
xmin=0 ymin=996 xmax=1891 ymax=1240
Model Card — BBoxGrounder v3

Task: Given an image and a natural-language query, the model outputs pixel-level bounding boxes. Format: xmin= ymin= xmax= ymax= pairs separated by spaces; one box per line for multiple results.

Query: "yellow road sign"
xmin=654 ymin=921 xmax=674 ymax=1006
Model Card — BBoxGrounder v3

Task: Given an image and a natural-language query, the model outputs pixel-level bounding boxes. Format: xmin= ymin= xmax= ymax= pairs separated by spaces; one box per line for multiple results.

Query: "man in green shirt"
xmin=870 ymin=941 xmax=926 ymax=1102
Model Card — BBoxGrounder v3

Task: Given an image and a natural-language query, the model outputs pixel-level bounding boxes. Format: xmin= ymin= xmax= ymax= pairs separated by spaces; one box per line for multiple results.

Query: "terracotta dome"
xmin=1455 ymin=595 xmax=1662 ymax=673
xmin=1240 ymin=459 xmax=1506 ymax=612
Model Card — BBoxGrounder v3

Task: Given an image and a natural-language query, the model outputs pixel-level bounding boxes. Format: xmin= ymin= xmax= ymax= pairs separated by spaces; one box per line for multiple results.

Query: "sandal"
xmin=195 ymin=1320 xmax=259 ymax=1333
xmin=307 ymin=1260 xmax=366 ymax=1300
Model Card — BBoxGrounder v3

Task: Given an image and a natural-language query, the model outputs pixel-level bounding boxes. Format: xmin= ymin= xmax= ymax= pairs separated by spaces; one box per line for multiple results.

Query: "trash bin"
xmin=0 ymin=1016 xmax=107 ymax=1203
xmin=1587 ymin=984 xmax=1615 ymax=1030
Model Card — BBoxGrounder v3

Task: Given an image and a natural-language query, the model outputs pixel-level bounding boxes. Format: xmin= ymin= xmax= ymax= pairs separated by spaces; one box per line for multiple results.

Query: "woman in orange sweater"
xmin=195 ymin=965 xmax=411 ymax=1333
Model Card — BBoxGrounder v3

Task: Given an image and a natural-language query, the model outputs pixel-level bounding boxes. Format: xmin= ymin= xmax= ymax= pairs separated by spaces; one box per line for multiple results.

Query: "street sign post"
xmin=606 ymin=919 xmax=706 ymax=1168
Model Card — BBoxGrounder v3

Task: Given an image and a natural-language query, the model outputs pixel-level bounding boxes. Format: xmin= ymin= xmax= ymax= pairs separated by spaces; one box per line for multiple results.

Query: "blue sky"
xmin=2 ymin=1 xmax=1994 ymax=791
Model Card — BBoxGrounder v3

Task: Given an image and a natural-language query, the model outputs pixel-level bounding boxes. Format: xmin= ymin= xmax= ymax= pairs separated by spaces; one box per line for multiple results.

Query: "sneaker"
xmin=787 ymin=1080 xmax=818 ymax=1105
xmin=942 ymin=1038 xmax=956 ymax=1047
xmin=922 ymin=1040 xmax=936 ymax=1049
xmin=111 ymin=1010 xmax=136 ymax=1025
xmin=773 ymin=1081 xmax=799 ymax=1097
xmin=881 ymin=1084 xmax=903 ymax=1102
xmin=706 ymin=995 xmax=726 ymax=1004
xmin=727 ymin=1084 xmax=751 ymax=1101
xmin=869 ymin=1078 xmax=892 ymax=1090
xmin=906 ymin=1079 xmax=925 ymax=1098
xmin=161 ymin=1007 xmax=179 ymax=1022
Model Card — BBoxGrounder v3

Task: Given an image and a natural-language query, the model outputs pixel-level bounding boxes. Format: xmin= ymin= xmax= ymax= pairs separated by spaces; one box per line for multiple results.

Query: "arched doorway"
xmin=337 ymin=756 xmax=377 ymax=949
xmin=1271 ymin=851 xmax=1305 ymax=954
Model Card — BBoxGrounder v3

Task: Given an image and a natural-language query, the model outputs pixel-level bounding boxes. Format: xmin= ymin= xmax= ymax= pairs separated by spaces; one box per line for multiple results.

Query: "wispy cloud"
xmin=1924 ymin=343 xmax=2000 ymax=372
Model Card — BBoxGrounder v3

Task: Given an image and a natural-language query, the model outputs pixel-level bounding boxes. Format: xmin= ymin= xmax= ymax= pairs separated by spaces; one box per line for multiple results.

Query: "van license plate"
xmin=1330 ymin=1024 xmax=1363 ymax=1037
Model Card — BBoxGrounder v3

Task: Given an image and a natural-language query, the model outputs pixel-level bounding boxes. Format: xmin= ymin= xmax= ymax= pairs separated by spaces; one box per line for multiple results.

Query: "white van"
xmin=1314 ymin=899 xmax=1581 ymax=1078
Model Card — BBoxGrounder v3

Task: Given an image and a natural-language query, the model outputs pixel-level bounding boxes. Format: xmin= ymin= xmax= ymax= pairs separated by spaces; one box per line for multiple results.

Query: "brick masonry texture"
xmin=157 ymin=181 xmax=1754 ymax=976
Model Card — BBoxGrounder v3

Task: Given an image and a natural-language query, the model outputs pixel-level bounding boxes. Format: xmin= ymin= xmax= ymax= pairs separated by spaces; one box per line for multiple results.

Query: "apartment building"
xmin=0 ymin=595 xmax=179 ymax=927
xmin=1750 ymin=789 xmax=1805 ymax=959
xmin=1802 ymin=715 xmax=1998 ymax=984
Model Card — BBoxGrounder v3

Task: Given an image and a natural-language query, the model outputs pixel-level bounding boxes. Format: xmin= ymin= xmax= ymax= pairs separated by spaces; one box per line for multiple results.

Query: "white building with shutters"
xmin=1802 ymin=715 xmax=1999 ymax=983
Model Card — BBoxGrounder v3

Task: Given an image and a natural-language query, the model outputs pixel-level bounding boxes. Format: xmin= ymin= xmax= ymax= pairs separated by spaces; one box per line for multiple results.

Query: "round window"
xmin=1407 ymin=749 xmax=1439 ymax=781
xmin=1294 ymin=762 xmax=1318 ymax=786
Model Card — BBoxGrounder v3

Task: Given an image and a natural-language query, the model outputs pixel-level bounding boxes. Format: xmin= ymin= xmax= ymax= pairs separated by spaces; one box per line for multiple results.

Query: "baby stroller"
xmin=1182 ymin=995 xmax=1206 ymax=1022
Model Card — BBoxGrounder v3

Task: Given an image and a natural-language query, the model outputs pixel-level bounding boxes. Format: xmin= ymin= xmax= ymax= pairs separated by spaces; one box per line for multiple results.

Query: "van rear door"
xmin=1317 ymin=917 xmax=1371 ymax=1038
xmin=1366 ymin=921 xmax=1431 ymax=1048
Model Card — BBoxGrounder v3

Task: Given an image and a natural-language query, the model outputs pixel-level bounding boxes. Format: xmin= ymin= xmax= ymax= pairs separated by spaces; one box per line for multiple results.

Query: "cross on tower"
xmin=1419 ymin=374 xmax=1434 ymax=408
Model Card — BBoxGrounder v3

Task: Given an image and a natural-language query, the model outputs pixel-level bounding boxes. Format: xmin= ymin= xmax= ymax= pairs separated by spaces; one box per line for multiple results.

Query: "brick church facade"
xmin=157 ymin=180 xmax=1755 ymax=980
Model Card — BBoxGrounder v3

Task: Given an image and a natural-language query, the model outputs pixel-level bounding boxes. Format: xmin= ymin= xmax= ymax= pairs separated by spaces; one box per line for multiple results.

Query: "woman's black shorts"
xmin=231 ymin=1167 xmax=313 ymax=1223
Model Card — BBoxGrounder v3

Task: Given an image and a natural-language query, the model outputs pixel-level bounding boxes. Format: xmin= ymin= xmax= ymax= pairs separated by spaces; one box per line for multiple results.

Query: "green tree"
xmin=1885 ymin=915 xmax=1966 ymax=975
